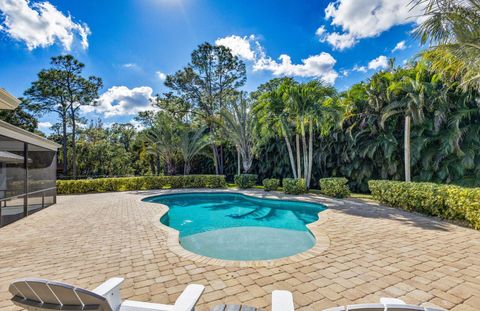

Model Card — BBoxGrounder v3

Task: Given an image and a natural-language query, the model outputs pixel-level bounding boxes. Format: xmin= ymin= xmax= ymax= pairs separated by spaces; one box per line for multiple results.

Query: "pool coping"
xmin=141 ymin=188 xmax=339 ymax=267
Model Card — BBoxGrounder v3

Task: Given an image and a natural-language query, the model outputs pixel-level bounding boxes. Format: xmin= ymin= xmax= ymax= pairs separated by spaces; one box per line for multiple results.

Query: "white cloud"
xmin=38 ymin=121 xmax=52 ymax=129
xmin=368 ymin=55 xmax=389 ymax=70
xmin=352 ymin=65 xmax=367 ymax=73
xmin=392 ymin=40 xmax=407 ymax=52
xmin=321 ymin=0 xmax=424 ymax=50
xmin=254 ymin=52 xmax=338 ymax=84
xmin=0 ymin=0 xmax=90 ymax=50
xmin=82 ymin=86 xmax=156 ymax=118
xmin=317 ymin=28 xmax=357 ymax=50
xmin=156 ymin=71 xmax=167 ymax=81
xmin=215 ymin=35 xmax=257 ymax=61
xmin=122 ymin=63 xmax=140 ymax=70
xmin=215 ymin=34 xmax=338 ymax=83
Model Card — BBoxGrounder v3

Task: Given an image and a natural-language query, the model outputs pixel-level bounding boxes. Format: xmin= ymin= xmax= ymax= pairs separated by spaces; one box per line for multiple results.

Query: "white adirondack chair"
xmin=9 ymin=277 xmax=204 ymax=311
xmin=271 ymin=291 xmax=445 ymax=311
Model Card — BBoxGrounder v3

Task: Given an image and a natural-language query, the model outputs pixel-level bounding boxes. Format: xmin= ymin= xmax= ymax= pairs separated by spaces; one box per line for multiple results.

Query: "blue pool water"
xmin=143 ymin=192 xmax=326 ymax=260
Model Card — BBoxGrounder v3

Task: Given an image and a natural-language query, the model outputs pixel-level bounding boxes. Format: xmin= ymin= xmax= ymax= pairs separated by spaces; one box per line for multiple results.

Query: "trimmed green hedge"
xmin=262 ymin=178 xmax=280 ymax=191
xmin=57 ymin=175 xmax=226 ymax=194
xmin=234 ymin=174 xmax=258 ymax=189
xmin=320 ymin=177 xmax=350 ymax=198
xmin=283 ymin=178 xmax=307 ymax=195
xmin=369 ymin=180 xmax=480 ymax=230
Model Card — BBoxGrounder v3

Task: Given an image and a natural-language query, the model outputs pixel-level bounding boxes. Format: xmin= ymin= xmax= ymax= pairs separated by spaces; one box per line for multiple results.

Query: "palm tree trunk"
xmin=307 ymin=117 xmax=313 ymax=188
xmin=280 ymin=121 xmax=297 ymax=178
xmin=300 ymin=120 xmax=308 ymax=183
xmin=296 ymin=134 xmax=301 ymax=179
xmin=237 ymin=148 xmax=241 ymax=175
xmin=404 ymin=115 xmax=411 ymax=182
xmin=211 ymin=144 xmax=219 ymax=175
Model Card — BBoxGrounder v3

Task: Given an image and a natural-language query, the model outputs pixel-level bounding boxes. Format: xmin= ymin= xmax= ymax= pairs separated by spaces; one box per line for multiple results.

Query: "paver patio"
xmin=1 ymin=190 xmax=479 ymax=311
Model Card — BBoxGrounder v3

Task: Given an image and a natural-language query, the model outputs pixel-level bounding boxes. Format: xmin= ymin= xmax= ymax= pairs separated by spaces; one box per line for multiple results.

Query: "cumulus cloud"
xmin=392 ymin=40 xmax=407 ymax=52
xmin=156 ymin=71 xmax=167 ymax=81
xmin=352 ymin=65 xmax=367 ymax=73
xmin=215 ymin=34 xmax=338 ymax=84
xmin=316 ymin=26 xmax=357 ymax=50
xmin=320 ymin=0 xmax=424 ymax=50
xmin=368 ymin=55 xmax=389 ymax=70
xmin=215 ymin=35 xmax=258 ymax=61
xmin=0 ymin=0 xmax=90 ymax=50
xmin=82 ymin=86 xmax=156 ymax=118
xmin=38 ymin=121 xmax=52 ymax=129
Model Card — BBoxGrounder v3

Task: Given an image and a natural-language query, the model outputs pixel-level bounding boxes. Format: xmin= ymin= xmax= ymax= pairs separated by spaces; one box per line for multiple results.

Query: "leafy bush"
xmin=319 ymin=177 xmax=350 ymax=198
xmin=57 ymin=175 xmax=226 ymax=194
xmin=283 ymin=178 xmax=307 ymax=195
xmin=263 ymin=178 xmax=280 ymax=191
xmin=369 ymin=180 xmax=480 ymax=230
xmin=234 ymin=174 xmax=258 ymax=189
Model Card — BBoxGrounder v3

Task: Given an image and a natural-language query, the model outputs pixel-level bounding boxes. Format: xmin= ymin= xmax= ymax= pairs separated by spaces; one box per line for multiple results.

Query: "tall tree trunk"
xmin=404 ymin=115 xmax=411 ymax=182
xmin=300 ymin=120 xmax=308 ymax=183
xmin=211 ymin=144 xmax=220 ymax=175
xmin=219 ymin=145 xmax=224 ymax=175
xmin=237 ymin=148 xmax=241 ymax=175
xmin=184 ymin=161 xmax=190 ymax=175
xmin=280 ymin=122 xmax=297 ymax=178
xmin=156 ymin=154 xmax=161 ymax=175
xmin=296 ymin=134 xmax=301 ymax=179
xmin=307 ymin=117 xmax=314 ymax=188
xmin=62 ymin=117 xmax=68 ymax=176
xmin=70 ymin=109 xmax=77 ymax=179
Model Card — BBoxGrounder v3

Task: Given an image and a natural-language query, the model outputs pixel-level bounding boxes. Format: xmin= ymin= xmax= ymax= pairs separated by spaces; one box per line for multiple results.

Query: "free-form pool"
xmin=144 ymin=192 xmax=326 ymax=260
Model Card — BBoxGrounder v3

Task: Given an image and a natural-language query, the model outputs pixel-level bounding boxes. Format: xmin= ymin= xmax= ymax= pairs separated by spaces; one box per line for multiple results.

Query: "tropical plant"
xmin=179 ymin=126 xmax=210 ymax=175
xmin=221 ymin=93 xmax=255 ymax=174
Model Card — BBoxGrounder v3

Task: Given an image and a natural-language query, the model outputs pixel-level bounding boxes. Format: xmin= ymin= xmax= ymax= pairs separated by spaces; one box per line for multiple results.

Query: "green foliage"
xmin=0 ymin=98 xmax=40 ymax=132
xmin=234 ymin=174 xmax=258 ymax=188
xmin=283 ymin=178 xmax=307 ymax=195
xmin=369 ymin=180 xmax=480 ymax=229
xmin=262 ymin=178 xmax=280 ymax=191
xmin=57 ymin=175 xmax=226 ymax=194
xmin=319 ymin=177 xmax=350 ymax=198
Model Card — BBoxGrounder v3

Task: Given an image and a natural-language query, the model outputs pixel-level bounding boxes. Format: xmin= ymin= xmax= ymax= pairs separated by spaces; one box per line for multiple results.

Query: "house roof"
xmin=0 ymin=120 xmax=60 ymax=151
xmin=0 ymin=88 xmax=21 ymax=110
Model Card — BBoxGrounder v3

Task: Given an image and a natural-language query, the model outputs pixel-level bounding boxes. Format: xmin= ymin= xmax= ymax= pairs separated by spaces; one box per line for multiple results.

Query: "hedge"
xmin=57 ymin=175 xmax=226 ymax=194
xmin=234 ymin=174 xmax=258 ymax=189
xmin=262 ymin=178 xmax=280 ymax=191
xmin=319 ymin=177 xmax=350 ymax=198
xmin=369 ymin=180 xmax=480 ymax=230
xmin=283 ymin=178 xmax=307 ymax=195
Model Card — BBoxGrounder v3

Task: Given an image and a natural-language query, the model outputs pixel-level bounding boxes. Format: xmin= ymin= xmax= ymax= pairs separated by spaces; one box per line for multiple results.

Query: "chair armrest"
xmin=93 ymin=277 xmax=125 ymax=310
xmin=173 ymin=284 xmax=205 ymax=311
xmin=272 ymin=290 xmax=294 ymax=311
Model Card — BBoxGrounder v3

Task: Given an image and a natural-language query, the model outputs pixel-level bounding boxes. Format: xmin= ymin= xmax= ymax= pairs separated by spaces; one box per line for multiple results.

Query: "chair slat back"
xmin=9 ymin=278 xmax=111 ymax=311
xmin=386 ymin=305 xmax=425 ymax=311
xmin=346 ymin=304 xmax=386 ymax=310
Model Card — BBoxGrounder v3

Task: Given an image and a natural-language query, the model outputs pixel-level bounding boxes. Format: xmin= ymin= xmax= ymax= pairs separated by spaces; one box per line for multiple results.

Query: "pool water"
xmin=143 ymin=192 xmax=326 ymax=260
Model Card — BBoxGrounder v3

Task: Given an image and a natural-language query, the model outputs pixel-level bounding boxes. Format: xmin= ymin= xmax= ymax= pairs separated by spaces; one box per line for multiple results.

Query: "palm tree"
xmin=253 ymin=78 xmax=298 ymax=178
xmin=178 ymin=126 xmax=210 ymax=175
xmin=413 ymin=0 xmax=480 ymax=89
xmin=285 ymin=81 xmax=338 ymax=188
xmin=382 ymin=67 xmax=437 ymax=181
xmin=221 ymin=93 xmax=255 ymax=173
xmin=146 ymin=113 xmax=180 ymax=175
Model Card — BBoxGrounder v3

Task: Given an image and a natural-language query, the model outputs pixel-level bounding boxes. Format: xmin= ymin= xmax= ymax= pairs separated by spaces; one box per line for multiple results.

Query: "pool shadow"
xmin=331 ymin=198 xmax=456 ymax=232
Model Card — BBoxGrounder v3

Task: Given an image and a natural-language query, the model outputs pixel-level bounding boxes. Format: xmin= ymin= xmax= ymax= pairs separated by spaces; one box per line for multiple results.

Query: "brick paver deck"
xmin=1 ymin=190 xmax=479 ymax=311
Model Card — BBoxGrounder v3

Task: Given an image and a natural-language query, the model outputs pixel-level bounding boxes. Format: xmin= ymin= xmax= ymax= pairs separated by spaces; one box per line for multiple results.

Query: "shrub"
xmin=263 ymin=178 xmax=280 ymax=191
xmin=57 ymin=175 xmax=226 ymax=195
xmin=283 ymin=178 xmax=307 ymax=195
xmin=234 ymin=174 xmax=258 ymax=189
xmin=368 ymin=180 xmax=480 ymax=230
xmin=319 ymin=177 xmax=350 ymax=198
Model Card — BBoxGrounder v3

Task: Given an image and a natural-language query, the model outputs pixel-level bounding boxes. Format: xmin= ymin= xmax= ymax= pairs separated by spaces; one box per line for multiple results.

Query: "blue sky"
xmin=0 ymin=0 xmax=424 ymax=133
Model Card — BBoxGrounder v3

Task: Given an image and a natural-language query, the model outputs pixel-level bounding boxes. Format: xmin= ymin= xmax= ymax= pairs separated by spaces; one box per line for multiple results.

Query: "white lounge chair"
xmin=271 ymin=291 xmax=444 ymax=311
xmin=9 ymin=277 xmax=204 ymax=311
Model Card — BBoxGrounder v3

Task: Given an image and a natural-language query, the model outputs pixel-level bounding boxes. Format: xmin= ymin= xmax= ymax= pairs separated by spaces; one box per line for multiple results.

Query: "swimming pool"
xmin=144 ymin=192 xmax=326 ymax=260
